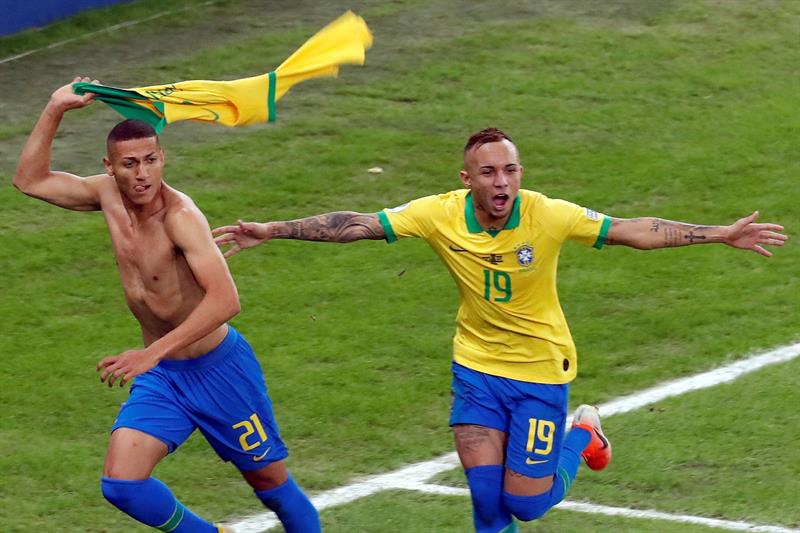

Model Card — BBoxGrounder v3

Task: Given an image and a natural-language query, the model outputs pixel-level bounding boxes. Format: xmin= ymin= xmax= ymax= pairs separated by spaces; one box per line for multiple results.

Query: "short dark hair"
xmin=107 ymin=119 xmax=158 ymax=148
xmin=464 ymin=127 xmax=513 ymax=154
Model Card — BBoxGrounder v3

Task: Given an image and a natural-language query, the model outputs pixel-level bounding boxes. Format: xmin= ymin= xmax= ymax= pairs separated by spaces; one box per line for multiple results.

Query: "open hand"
xmin=212 ymin=220 xmax=270 ymax=258
xmin=725 ymin=211 xmax=788 ymax=257
xmin=96 ymin=348 xmax=161 ymax=388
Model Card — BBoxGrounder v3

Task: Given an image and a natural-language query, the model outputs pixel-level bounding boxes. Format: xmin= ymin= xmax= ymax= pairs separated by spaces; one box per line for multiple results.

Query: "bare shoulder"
xmin=162 ymin=186 xmax=210 ymax=239
xmin=86 ymin=173 xmax=114 ymax=185
xmin=164 ymin=186 xmax=205 ymax=218
xmin=90 ymin=173 xmax=121 ymax=206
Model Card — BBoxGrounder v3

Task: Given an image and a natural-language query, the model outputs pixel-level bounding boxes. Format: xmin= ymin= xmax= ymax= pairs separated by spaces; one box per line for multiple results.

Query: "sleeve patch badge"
xmin=387 ymin=202 xmax=410 ymax=213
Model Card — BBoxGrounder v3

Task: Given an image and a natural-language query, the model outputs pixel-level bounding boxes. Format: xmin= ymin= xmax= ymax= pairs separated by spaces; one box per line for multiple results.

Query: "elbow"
xmin=229 ymin=298 xmax=241 ymax=319
xmin=208 ymin=288 xmax=241 ymax=323
xmin=13 ymin=169 xmax=41 ymax=197
xmin=12 ymin=171 xmax=30 ymax=194
xmin=226 ymin=293 xmax=241 ymax=321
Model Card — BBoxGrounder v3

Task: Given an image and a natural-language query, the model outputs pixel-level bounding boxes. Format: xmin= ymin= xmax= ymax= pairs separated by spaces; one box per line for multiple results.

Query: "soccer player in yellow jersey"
xmin=214 ymin=128 xmax=787 ymax=532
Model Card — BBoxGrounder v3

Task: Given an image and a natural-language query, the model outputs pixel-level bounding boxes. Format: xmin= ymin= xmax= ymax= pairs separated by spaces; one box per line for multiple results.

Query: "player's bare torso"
xmin=97 ymin=177 xmax=226 ymax=359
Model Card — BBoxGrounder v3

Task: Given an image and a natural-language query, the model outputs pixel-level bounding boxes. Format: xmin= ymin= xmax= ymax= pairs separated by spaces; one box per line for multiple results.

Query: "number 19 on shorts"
xmin=527 ymin=417 xmax=555 ymax=456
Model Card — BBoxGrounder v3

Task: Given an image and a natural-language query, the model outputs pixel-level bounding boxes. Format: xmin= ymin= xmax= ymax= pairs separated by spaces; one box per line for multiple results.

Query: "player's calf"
xmin=255 ymin=473 xmax=320 ymax=533
xmin=465 ymin=464 xmax=514 ymax=533
xmin=101 ymin=476 xmax=218 ymax=532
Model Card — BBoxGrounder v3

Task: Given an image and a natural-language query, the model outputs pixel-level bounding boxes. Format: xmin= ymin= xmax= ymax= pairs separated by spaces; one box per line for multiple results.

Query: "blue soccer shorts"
xmin=449 ymin=361 xmax=569 ymax=478
xmin=112 ymin=325 xmax=288 ymax=471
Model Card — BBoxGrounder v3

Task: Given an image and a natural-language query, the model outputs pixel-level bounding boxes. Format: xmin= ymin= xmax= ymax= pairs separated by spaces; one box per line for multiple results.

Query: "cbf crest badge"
xmin=514 ymin=243 xmax=534 ymax=267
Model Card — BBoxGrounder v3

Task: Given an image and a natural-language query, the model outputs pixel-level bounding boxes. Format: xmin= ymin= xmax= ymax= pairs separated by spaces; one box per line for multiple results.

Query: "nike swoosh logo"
xmin=594 ymin=428 xmax=610 ymax=449
xmin=253 ymin=447 xmax=271 ymax=462
xmin=525 ymin=458 xmax=548 ymax=465
xmin=448 ymin=244 xmax=504 ymax=264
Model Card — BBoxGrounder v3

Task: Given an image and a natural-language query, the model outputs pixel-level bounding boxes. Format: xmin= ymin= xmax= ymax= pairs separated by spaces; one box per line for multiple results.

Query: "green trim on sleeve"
xmin=267 ymin=71 xmax=277 ymax=123
xmin=73 ymin=82 xmax=167 ymax=132
xmin=377 ymin=210 xmax=397 ymax=243
xmin=74 ymin=82 xmax=142 ymax=100
xmin=592 ymin=215 xmax=612 ymax=249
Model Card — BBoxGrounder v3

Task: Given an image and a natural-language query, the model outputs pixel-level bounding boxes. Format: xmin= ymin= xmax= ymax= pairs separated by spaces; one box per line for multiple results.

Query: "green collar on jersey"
xmin=465 ymin=192 xmax=521 ymax=236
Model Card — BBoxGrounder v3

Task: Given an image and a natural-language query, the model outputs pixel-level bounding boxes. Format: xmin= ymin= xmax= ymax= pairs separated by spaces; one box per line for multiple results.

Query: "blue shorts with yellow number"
xmin=112 ymin=325 xmax=287 ymax=471
xmin=449 ymin=361 xmax=569 ymax=478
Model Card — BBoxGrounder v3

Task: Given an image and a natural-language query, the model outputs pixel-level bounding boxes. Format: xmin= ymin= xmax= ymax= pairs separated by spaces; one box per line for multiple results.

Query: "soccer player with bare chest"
xmin=14 ymin=78 xmax=321 ymax=533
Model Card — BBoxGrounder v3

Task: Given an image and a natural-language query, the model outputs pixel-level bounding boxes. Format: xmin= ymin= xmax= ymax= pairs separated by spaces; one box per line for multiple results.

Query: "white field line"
xmin=0 ymin=1 xmax=215 ymax=65
xmin=557 ymin=501 xmax=800 ymax=533
xmin=227 ymin=341 xmax=800 ymax=532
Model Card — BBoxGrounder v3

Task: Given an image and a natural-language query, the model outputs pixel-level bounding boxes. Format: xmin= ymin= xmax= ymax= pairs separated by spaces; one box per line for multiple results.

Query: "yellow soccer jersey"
xmin=378 ymin=189 xmax=610 ymax=384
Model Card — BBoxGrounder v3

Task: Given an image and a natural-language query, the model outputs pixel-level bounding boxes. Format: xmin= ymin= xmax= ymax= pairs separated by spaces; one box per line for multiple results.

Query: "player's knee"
xmin=502 ymin=491 xmax=552 ymax=522
xmin=242 ymin=460 xmax=289 ymax=492
xmin=101 ymin=477 xmax=142 ymax=509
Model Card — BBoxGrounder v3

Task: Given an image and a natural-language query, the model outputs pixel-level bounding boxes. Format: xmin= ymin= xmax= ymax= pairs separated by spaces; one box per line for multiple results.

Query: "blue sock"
xmin=255 ymin=474 xmax=320 ymax=533
xmin=465 ymin=465 xmax=514 ymax=533
xmin=502 ymin=427 xmax=591 ymax=522
xmin=101 ymin=477 xmax=217 ymax=532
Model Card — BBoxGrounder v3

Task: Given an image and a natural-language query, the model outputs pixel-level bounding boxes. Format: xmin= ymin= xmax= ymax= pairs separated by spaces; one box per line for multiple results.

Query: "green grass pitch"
xmin=0 ymin=0 xmax=798 ymax=531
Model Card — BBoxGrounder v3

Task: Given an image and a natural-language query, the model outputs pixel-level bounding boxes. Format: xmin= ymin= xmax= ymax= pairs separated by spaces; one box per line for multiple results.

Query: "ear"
xmin=459 ymin=169 xmax=471 ymax=188
xmin=102 ymin=156 xmax=113 ymax=176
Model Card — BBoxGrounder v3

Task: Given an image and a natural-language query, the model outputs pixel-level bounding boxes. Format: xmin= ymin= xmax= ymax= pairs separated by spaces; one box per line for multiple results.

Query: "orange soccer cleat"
xmin=571 ymin=404 xmax=612 ymax=470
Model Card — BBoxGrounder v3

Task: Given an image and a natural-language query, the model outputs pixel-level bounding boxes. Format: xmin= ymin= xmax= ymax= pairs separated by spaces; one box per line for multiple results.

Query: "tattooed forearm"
xmin=685 ymin=230 xmax=707 ymax=243
xmin=607 ymin=217 xmax=723 ymax=249
xmin=271 ymin=212 xmax=385 ymax=243
xmin=659 ymin=220 xmax=716 ymax=247
xmin=664 ymin=225 xmax=682 ymax=246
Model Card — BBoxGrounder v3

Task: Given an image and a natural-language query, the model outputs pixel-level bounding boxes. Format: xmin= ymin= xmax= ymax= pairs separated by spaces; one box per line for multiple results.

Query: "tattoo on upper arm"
xmin=284 ymin=212 xmax=384 ymax=242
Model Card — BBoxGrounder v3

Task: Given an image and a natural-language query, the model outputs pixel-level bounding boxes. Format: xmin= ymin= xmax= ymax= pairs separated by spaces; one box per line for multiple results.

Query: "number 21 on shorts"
xmin=232 ymin=413 xmax=268 ymax=451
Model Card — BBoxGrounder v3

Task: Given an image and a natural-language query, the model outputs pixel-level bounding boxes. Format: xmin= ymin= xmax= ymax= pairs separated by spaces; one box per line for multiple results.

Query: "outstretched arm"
xmin=605 ymin=211 xmax=788 ymax=257
xmin=213 ymin=212 xmax=385 ymax=258
xmin=13 ymin=77 xmax=103 ymax=211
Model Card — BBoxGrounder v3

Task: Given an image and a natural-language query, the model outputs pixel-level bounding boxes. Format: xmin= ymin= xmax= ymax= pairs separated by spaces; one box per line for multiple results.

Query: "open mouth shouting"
xmin=492 ymin=193 xmax=510 ymax=213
